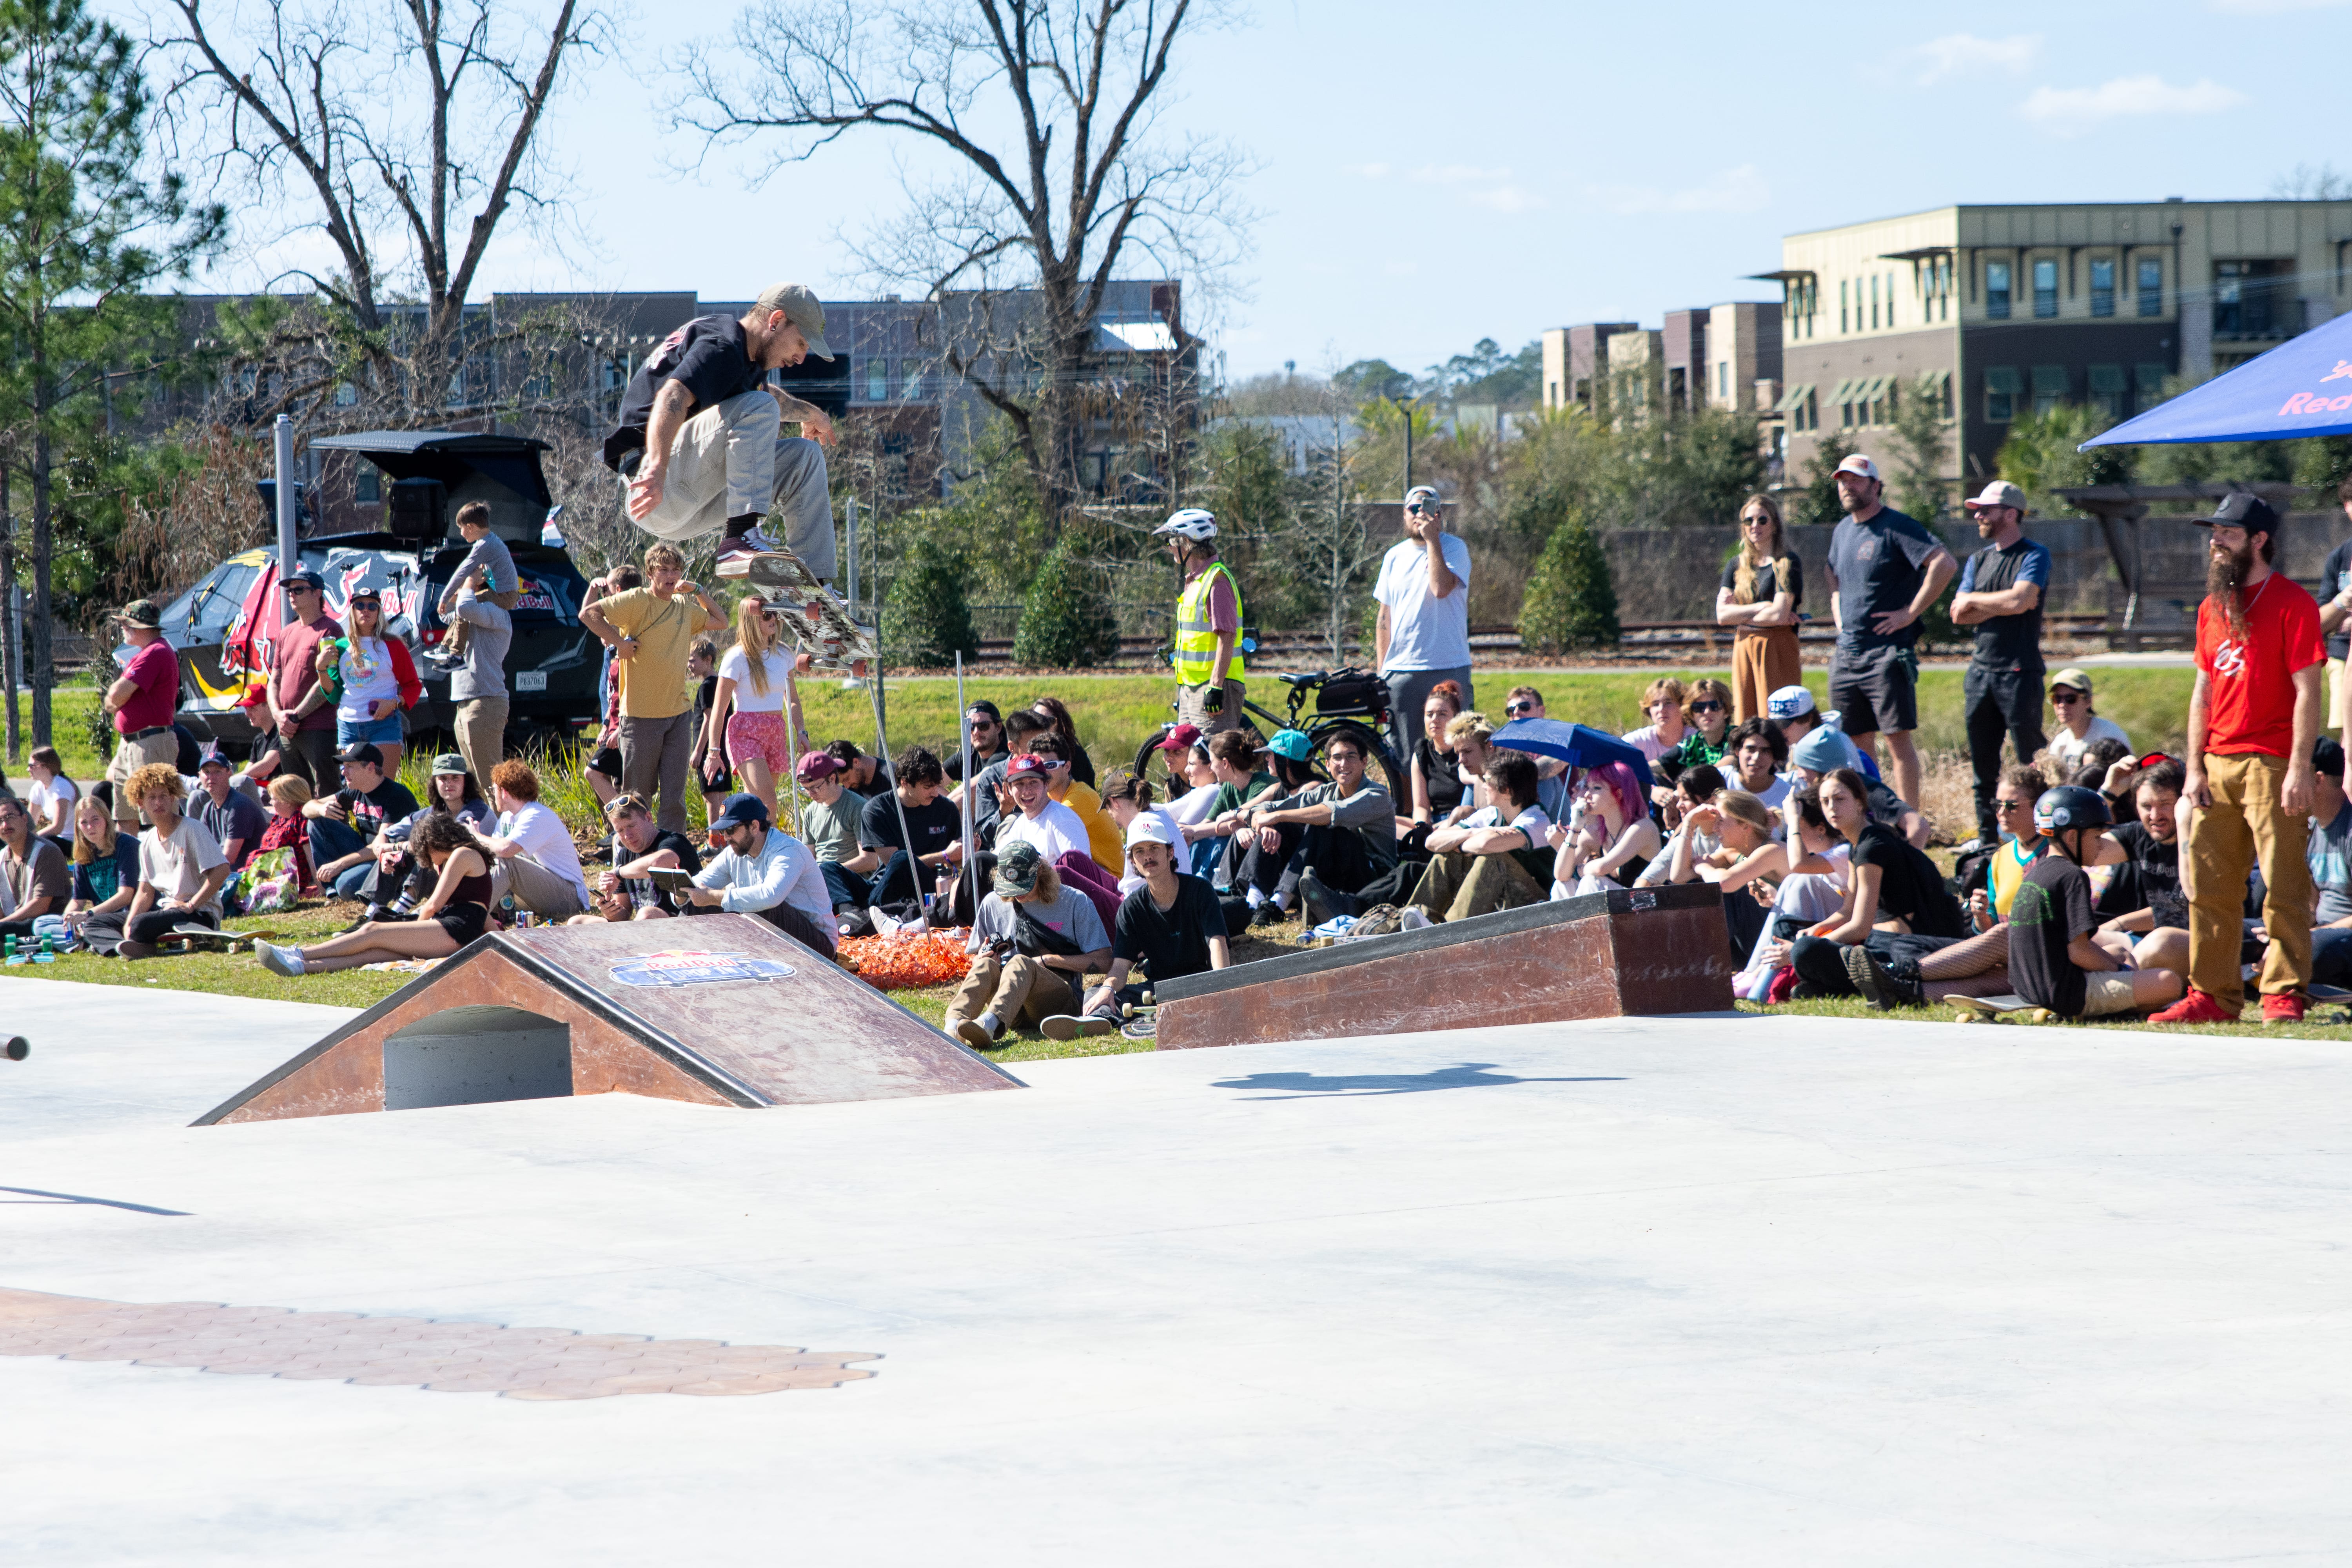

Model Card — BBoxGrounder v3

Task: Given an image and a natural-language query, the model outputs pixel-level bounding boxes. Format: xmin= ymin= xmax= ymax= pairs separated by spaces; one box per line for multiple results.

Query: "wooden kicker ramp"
xmin=1154 ymin=883 xmax=1736 ymax=1050
xmin=195 ymin=915 xmax=1021 ymax=1125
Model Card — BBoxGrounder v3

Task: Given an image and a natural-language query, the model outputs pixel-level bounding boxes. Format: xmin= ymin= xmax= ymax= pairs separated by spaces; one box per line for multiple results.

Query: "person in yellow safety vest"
xmin=1155 ymin=508 xmax=1246 ymax=734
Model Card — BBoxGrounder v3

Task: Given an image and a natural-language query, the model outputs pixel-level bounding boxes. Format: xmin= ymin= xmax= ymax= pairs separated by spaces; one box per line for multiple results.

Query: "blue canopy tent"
xmin=1491 ymin=718 xmax=1654 ymax=794
xmin=2080 ymin=310 xmax=2352 ymax=448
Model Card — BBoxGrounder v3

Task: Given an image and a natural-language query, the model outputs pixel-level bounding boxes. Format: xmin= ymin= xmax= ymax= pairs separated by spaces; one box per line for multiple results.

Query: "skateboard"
xmin=167 ymin=925 xmax=282 ymax=954
xmin=715 ymin=547 xmax=877 ymax=677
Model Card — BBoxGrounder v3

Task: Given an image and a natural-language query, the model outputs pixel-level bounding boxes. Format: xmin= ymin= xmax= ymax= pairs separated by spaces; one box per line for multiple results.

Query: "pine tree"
xmin=878 ymin=538 xmax=978 ymax=667
xmin=1518 ymin=510 xmax=1618 ymax=653
xmin=1012 ymin=543 xmax=1116 ymax=668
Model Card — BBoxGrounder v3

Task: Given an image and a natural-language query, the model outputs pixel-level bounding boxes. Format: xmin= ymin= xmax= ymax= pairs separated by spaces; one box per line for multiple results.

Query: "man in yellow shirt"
xmin=580 ymin=543 xmax=726 ymax=833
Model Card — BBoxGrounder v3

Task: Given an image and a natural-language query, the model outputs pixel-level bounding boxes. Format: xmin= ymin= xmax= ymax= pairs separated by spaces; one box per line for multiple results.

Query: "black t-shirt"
xmin=946 ymin=744 xmax=1011 ymax=784
xmin=2095 ymin=820 xmax=2185 ymax=931
xmin=1962 ymin=537 xmax=2049 ymax=673
xmin=1111 ymin=873 xmax=1223 ymax=983
xmin=2008 ymin=854 xmax=2095 ymax=1017
xmin=2323 ymin=539 xmax=2352 ymax=662
xmin=858 ymin=789 xmax=962 ymax=862
xmin=1855 ymin=820 xmax=1963 ymax=937
xmin=197 ymin=788 xmax=268 ymax=867
xmin=1828 ymin=506 xmax=1942 ymax=653
xmin=1413 ymin=737 xmax=1464 ymax=815
xmin=1719 ymin=553 xmax=1804 ymax=611
xmin=617 ymin=828 xmax=703 ymax=915
xmin=603 ymin=314 xmax=768 ymax=470
xmin=338 ymin=778 xmax=420 ymax=843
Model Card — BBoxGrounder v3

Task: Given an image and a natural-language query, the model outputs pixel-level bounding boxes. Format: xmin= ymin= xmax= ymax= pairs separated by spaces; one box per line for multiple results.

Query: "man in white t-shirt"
xmin=114 ymin=762 xmax=230 ymax=959
xmin=1374 ymin=484 xmax=1474 ymax=759
xmin=474 ymin=759 xmax=590 ymax=921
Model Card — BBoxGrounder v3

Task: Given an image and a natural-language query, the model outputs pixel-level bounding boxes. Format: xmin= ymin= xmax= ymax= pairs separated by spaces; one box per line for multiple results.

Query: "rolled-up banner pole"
xmin=957 ymin=653 xmax=976 ymax=926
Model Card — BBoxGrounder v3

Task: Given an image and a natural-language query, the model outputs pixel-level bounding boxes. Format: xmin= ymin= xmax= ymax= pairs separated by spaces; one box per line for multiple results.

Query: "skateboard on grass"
xmin=715 ymin=546 xmax=877 ymax=677
xmin=167 ymin=925 xmax=281 ymax=954
xmin=1945 ymin=994 xmax=2056 ymax=1025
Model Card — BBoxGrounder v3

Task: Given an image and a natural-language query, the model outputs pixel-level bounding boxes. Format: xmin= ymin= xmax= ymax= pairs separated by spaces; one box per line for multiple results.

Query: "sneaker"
xmin=254 ymin=940 xmax=305 ymax=978
xmin=1845 ymin=944 xmax=1923 ymax=1011
xmin=713 ymin=528 xmax=781 ymax=577
xmin=2261 ymin=991 xmax=2308 ymax=1025
xmin=1040 ymin=1014 xmax=1116 ymax=1042
xmin=2149 ymin=988 xmax=2234 ymax=1025
xmin=1252 ymin=902 xmax=1289 ymax=928
xmin=952 ymin=1016 xmax=1000 ymax=1049
xmin=1297 ymin=868 xmax=1339 ymax=927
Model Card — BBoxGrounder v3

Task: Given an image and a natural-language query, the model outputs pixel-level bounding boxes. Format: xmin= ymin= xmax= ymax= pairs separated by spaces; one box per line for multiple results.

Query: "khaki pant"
xmin=620 ymin=710 xmax=695 ymax=835
xmin=1406 ymin=849 xmax=1547 ymax=923
xmin=2330 ymin=657 xmax=2344 ymax=735
xmin=2186 ymin=750 xmax=2312 ymax=1010
xmin=103 ymin=729 xmax=180 ymax=828
xmin=453 ymin=695 xmax=508 ymax=792
xmin=946 ymin=951 xmax=1082 ymax=1032
xmin=1176 ymin=679 xmax=1247 ymax=736
xmin=490 ymin=854 xmax=587 ymax=923
xmin=631 ymin=390 xmax=837 ymax=580
xmin=1731 ymin=628 xmax=1802 ymax=725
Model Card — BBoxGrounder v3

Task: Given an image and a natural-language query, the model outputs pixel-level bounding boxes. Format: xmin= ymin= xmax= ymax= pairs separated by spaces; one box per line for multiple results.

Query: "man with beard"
xmin=2152 ymin=494 xmax=2326 ymax=1025
xmin=1822 ymin=455 xmax=1956 ymax=814
xmin=1949 ymin=480 xmax=2051 ymax=852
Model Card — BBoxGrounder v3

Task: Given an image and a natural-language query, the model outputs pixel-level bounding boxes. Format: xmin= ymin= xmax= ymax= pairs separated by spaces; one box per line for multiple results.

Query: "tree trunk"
xmin=29 ymin=417 xmax=51 ymax=750
xmin=0 ymin=464 xmax=15 ymax=762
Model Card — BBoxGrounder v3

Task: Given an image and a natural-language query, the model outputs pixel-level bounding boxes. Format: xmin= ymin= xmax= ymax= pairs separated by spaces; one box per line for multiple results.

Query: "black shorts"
xmin=436 ymin=902 xmax=490 ymax=945
xmin=1829 ymin=646 xmax=1918 ymax=735
xmin=588 ymin=746 xmax=623 ymax=780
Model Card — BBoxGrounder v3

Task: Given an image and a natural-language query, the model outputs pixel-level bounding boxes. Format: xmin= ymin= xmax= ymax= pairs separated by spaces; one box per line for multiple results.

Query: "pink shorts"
xmin=726 ymin=710 xmax=792 ymax=775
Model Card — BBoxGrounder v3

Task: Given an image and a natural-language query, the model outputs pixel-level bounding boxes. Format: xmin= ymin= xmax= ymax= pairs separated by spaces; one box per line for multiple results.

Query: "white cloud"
xmin=1345 ymin=162 xmax=1390 ymax=179
xmin=1586 ymin=164 xmax=1769 ymax=216
xmin=1405 ymin=164 xmax=1512 ymax=187
xmin=1464 ymin=186 xmax=1546 ymax=214
xmin=1908 ymin=32 xmax=2040 ymax=84
xmin=2021 ymin=74 xmax=2246 ymax=133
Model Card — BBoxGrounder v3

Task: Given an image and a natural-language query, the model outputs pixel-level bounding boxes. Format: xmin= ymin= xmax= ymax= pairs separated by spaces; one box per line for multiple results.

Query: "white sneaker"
xmin=256 ymin=941 xmax=305 ymax=977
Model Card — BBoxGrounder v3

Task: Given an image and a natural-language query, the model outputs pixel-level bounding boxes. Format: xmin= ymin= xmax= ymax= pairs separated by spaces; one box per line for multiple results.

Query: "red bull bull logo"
xmin=608 ymin=950 xmax=798 ymax=989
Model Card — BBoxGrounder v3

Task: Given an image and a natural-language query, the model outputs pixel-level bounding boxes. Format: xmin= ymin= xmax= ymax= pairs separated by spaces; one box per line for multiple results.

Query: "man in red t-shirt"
xmin=2154 ymin=494 xmax=2326 ymax=1025
xmin=98 ymin=599 xmax=185 ymax=829
xmin=260 ymin=568 xmax=343 ymax=792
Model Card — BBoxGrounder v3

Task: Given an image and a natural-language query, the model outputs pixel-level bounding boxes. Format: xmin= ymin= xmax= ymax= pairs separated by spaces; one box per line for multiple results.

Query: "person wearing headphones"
xmin=1154 ymin=508 xmax=1245 ymax=735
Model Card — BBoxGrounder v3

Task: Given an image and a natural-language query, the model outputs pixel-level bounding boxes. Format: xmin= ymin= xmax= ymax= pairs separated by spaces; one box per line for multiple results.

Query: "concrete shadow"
xmin=1211 ymin=1063 xmax=1626 ymax=1100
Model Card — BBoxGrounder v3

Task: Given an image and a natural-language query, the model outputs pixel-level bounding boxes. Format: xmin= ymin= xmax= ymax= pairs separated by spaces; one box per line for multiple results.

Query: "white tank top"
xmin=1772 ymin=843 xmax=1851 ymax=925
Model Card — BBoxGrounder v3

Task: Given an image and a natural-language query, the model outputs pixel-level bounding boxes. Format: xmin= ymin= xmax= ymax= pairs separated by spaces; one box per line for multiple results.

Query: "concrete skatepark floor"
xmin=4 ymin=979 xmax=2349 ymax=1563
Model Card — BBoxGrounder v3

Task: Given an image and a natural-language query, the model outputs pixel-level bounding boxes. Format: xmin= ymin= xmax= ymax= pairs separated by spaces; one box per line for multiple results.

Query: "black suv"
xmin=160 ymin=432 xmax=602 ymax=758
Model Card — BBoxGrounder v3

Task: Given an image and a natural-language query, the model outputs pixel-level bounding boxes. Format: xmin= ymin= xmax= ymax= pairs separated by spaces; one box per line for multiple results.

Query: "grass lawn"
xmin=0 ymin=900 xmax=412 ymax=1009
xmin=1741 ymin=991 xmax=2352 ymax=1041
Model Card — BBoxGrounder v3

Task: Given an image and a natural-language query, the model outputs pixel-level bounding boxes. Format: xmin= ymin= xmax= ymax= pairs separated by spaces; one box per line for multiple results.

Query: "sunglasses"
xmin=1406 ymin=502 xmax=1436 ymax=515
xmin=1504 ymin=701 xmax=1535 ymax=716
xmin=1690 ymin=700 xmax=1725 ymax=713
xmin=2050 ymin=690 xmax=2084 ymax=704
xmin=1740 ymin=516 xmax=1773 ymax=528
xmin=1994 ymin=799 xmax=2029 ymax=813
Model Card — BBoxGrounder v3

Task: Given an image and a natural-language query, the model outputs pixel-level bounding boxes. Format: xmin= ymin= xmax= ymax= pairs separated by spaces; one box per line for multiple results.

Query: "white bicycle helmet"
xmin=1153 ymin=508 xmax=1218 ymax=542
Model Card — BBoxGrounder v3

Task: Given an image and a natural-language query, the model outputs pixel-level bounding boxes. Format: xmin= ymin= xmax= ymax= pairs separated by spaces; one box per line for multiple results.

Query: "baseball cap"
xmin=2048 ymin=667 xmax=2094 ymax=697
xmin=965 ymin=700 xmax=1003 ymax=724
xmin=337 ymin=742 xmax=384 ymax=767
xmin=1833 ymin=454 xmax=1880 ymax=482
xmin=794 ymin=751 xmax=843 ymax=783
xmin=2197 ymin=491 xmax=2280 ymax=534
xmin=1766 ymin=685 xmax=1817 ymax=721
xmin=1965 ymin=480 xmax=2028 ymax=513
xmin=196 ymin=745 xmax=232 ymax=771
xmin=1256 ymin=729 xmax=1314 ymax=763
xmin=1789 ymin=727 xmax=1849 ymax=775
xmin=2314 ymin=736 xmax=2346 ymax=779
xmin=281 ymin=569 xmax=325 ymax=591
xmin=430 ymin=753 xmax=467 ymax=775
xmin=993 ymin=839 xmax=1046 ymax=896
xmin=347 ymin=584 xmax=381 ymax=603
xmin=1124 ymin=814 xmax=1179 ymax=855
xmin=112 ymin=599 xmax=162 ymax=628
xmin=751 ymin=282 xmax=834 ymax=361
xmin=712 ymin=792 xmax=770 ymax=830
xmin=1404 ymin=484 xmax=1442 ymax=508
xmin=1006 ymin=753 xmax=1051 ymax=780
xmin=1155 ymin=722 xmax=1203 ymax=753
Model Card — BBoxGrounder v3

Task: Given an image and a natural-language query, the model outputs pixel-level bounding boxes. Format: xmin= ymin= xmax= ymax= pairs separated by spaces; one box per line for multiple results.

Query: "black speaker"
xmin=387 ymin=477 xmax=446 ymax=541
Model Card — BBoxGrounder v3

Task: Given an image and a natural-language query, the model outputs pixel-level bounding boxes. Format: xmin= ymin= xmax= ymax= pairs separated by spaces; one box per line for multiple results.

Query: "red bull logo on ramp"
xmin=610 ymin=950 xmax=797 ymax=989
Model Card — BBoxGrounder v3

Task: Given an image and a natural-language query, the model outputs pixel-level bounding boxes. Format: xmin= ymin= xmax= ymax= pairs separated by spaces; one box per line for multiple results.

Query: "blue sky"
xmin=186 ymin=0 xmax=2349 ymax=381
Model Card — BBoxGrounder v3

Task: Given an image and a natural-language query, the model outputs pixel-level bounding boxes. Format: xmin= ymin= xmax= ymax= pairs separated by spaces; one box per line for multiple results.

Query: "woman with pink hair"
xmin=1549 ymin=761 xmax=1660 ymax=893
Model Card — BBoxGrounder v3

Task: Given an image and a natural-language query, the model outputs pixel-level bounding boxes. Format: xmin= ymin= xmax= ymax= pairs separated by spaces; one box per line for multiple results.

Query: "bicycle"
xmin=1130 ymin=665 xmax=1409 ymax=805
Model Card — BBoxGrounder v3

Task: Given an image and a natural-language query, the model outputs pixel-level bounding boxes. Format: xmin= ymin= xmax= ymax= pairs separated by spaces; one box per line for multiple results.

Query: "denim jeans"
xmin=306 ymin=817 xmax=374 ymax=898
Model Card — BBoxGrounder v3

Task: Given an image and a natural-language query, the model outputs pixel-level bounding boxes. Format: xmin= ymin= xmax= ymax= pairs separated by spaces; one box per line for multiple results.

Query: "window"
xmin=2090 ymin=259 xmax=2114 ymax=318
xmin=1717 ymin=361 xmax=1728 ymax=399
xmin=866 ymin=360 xmax=888 ymax=401
xmin=2137 ymin=258 xmax=2162 ymax=317
xmin=356 ymin=470 xmax=380 ymax=504
xmin=1840 ymin=279 xmax=1849 ymax=333
xmin=2031 ymin=364 xmax=2068 ymax=416
xmin=1986 ymin=261 xmax=2011 ymax=319
xmin=1548 ymin=380 xmax=1559 ymax=405
xmin=2033 ymin=258 xmax=2058 ymax=318
xmin=902 ymin=368 xmax=922 ymax=400
xmin=2134 ymin=362 xmax=2169 ymax=411
xmin=2088 ymin=364 xmax=2126 ymax=419
xmin=1869 ymin=274 xmax=1879 ymax=330
xmin=1984 ymin=366 xmax=2021 ymax=423
xmin=333 ymin=382 xmax=358 ymax=407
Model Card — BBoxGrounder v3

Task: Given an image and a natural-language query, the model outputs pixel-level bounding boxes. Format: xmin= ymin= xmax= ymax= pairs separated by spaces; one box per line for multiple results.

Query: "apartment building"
xmin=1761 ymin=198 xmax=2352 ymax=484
xmin=1539 ymin=322 xmax=1637 ymax=416
xmin=1541 ymin=307 xmax=1785 ymax=421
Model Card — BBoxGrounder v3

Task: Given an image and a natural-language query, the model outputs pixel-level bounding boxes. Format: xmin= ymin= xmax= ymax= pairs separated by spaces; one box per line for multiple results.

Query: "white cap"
xmin=1766 ymin=685 xmax=1816 ymax=720
xmin=1124 ymin=814 xmax=1178 ymax=854
xmin=1833 ymin=454 xmax=1880 ymax=481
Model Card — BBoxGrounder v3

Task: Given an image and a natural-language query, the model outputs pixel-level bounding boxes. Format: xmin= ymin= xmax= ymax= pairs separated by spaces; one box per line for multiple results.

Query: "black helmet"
xmin=2033 ymin=784 xmax=2111 ymax=835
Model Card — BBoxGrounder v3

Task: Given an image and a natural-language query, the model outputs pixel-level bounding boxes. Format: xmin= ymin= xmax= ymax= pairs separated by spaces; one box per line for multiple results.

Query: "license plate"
xmin=515 ymin=671 xmax=548 ymax=691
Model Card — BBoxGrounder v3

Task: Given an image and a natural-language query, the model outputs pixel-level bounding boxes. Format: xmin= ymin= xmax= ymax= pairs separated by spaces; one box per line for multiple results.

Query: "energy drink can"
xmin=514 ymin=910 xmax=535 ymax=929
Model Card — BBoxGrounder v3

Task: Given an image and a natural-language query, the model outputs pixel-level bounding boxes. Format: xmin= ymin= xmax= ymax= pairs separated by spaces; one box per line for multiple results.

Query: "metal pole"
xmin=272 ymin=414 xmax=298 ymax=575
xmin=844 ymin=495 xmax=859 ymax=619
xmin=867 ymin=670 xmax=921 ymax=920
xmin=956 ymin=652 xmax=977 ymax=927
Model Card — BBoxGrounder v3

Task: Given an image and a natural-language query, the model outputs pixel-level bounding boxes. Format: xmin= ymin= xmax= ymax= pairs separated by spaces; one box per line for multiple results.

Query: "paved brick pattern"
xmin=0 ymin=1287 xmax=878 ymax=1399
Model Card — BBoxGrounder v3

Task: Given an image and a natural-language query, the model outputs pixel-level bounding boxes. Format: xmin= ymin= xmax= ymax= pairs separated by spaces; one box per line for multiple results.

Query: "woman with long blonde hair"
xmin=701 ymin=595 xmax=808 ymax=816
xmin=1715 ymin=492 xmax=1802 ymax=722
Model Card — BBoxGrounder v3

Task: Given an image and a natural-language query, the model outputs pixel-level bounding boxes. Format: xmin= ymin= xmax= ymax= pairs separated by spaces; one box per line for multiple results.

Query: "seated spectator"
xmin=956 ymin=708 xmax=1051 ymax=841
xmin=352 ymin=757 xmax=493 ymax=923
xmin=677 ymin=791 xmax=836 ymax=955
xmin=944 ymin=840 xmax=1111 ymax=1049
xmin=1049 ymin=815 xmax=1230 ymax=1039
xmin=2306 ymin=739 xmax=2352 ymax=992
xmin=301 ymin=742 xmax=420 ymax=898
xmin=1551 ymin=761 xmax=1659 ymax=893
xmin=2094 ymin=757 xmax=2188 ymax=980
xmin=1024 ymin=730 xmax=1123 ymax=871
xmin=1158 ymin=730 xmax=1225 ymax=878
xmin=1769 ymin=686 xmax=1873 ymax=778
xmin=63 ymin=795 xmax=139 ymax=944
xmin=474 ymin=758 xmax=590 ymax=922
xmin=192 ymin=745 xmax=268 ymax=874
xmin=1659 ymin=678 xmax=1734 ymax=777
xmin=1980 ymin=786 xmax=2182 ymax=1020
xmin=1620 ymin=677 xmax=1689 ymax=764
xmin=24 ymin=745 xmax=76 ymax=849
xmin=945 ymin=699 xmax=1012 ymax=783
xmin=842 ymin=745 xmax=963 ymax=915
xmin=826 ymin=739 xmax=889 ymax=797
xmin=1027 ymin=695 xmax=1096 ymax=788
xmin=572 ymin=792 xmax=702 ymax=923
xmin=0 ymin=789 xmax=71 ymax=944
xmin=1399 ymin=750 xmax=1553 ymax=924
xmin=2044 ymin=668 xmax=2129 ymax=770
xmin=1722 ymin=719 xmax=1790 ymax=815
xmin=1634 ymin=764 xmax=1727 ymax=887
xmin=1976 ymin=764 xmax=2053 ymax=926
xmin=1233 ymin=729 xmax=1396 ymax=928
xmin=257 ymin=813 xmax=495 ymax=977
xmin=1403 ymin=678 xmax=1467 ymax=843
xmin=83 ymin=764 xmax=228 ymax=960
xmin=252 ymin=775 xmax=318 ymax=895
xmin=1189 ymin=728 xmax=1282 ymax=871
xmin=1788 ymin=768 xmax=1967 ymax=998
xmin=987 ymin=753 xmax=1092 ymax=863
xmin=1099 ymin=771 xmax=1184 ymax=895
xmin=793 ymin=752 xmax=872 ymax=925
xmin=1788 ymin=726 xmax=1930 ymax=849
xmin=1734 ymin=789 xmax=1854 ymax=997
xmin=1657 ymin=789 xmax=1795 ymax=960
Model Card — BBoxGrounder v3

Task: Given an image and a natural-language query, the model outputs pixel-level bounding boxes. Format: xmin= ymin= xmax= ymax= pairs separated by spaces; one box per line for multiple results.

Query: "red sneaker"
xmin=2261 ymin=992 xmax=2308 ymax=1024
xmin=2148 ymin=988 xmax=2234 ymax=1025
